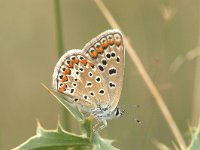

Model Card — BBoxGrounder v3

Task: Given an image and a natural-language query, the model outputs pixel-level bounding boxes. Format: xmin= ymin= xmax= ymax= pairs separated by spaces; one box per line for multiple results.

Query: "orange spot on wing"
xmin=96 ymin=45 xmax=103 ymax=53
xmin=102 ymin=42 xmax=108 ymax=49
xmin=74 ymin=58 xmax=79 ymax=64
xmin=61 ymin=75 xmax=68 ymax=82
xmin=115 ymin=40 xmax=121 ymax=46
xmin=89 ymin=62 xmax=95 ymax=68
xmin=80 ymin=59 xmax=87 ymax=65
xmin=67 ymin=62 xmax=73 ymax=68
xmin=64 ymin=68 xmax=71 ymax=75
xmin=108 ymin=39 xmax=114 ymax=45
xmin=90 ymin=51 xmax=98 ymax=58
xmin=71 ymin=58 xmax=79 ymax=64
xmin=58 ymin=86 xmax=65 ymax=93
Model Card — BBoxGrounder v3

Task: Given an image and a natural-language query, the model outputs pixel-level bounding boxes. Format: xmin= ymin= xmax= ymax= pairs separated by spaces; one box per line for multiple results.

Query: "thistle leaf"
xmin=13 ymin=121 xmax=90 ymax=150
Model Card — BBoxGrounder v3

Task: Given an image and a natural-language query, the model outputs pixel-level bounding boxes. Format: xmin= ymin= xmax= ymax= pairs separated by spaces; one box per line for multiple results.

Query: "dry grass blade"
xmin=192 ymin=54 xmax=200 ymax=125
xmin=41 ymin=83 xmax=60 ymax=100
xmin=191 ymin=7 xmax=200 ymax=126
xmin=94 ymin=0 xmax=186 ymax=149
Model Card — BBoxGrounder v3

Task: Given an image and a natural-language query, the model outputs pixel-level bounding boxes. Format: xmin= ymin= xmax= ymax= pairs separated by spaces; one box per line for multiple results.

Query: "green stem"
xmin=54 ymin=0 xmax=64 ymax=57
xmin=54 ymin=0 xmax=70 ymax=131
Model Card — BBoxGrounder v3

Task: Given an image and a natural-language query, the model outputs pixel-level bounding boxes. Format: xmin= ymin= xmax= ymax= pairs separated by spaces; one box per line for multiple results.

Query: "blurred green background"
xmin=0 ymin=0 xmax=199 ymax=149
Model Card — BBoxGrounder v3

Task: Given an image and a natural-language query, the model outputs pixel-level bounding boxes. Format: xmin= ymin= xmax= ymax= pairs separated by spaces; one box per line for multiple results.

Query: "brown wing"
xmin=82 ymin=29 xmax=125 ymax=111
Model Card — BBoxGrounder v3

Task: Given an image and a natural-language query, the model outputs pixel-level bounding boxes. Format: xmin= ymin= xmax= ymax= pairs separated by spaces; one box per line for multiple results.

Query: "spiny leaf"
xmin=187 ymin=122 xmax=200 ymax=150
xmin=39 ymin=84 xmax=119 ymax=150
xmin=92 ymin=134 xmax=119 ymax=150
xmin=13 ymin=121 xmax=90 ymax=150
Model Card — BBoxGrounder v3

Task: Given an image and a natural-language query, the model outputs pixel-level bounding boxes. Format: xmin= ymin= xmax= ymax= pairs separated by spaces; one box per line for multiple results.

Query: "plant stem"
xmin=54 ymin=0 xmax=64 ymax=57
xmin=54 ymin=0 xmax=70 ymax=131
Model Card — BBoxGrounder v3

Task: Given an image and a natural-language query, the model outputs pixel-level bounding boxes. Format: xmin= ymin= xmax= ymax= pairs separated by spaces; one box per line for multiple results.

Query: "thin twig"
xmin=54 ymin=0 xmax=64 ymax=57
xmin=94 ymin=0 xmax=186 ymax=148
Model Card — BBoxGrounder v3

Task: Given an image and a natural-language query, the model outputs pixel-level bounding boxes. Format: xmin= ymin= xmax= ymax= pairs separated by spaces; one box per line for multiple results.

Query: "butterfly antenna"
xmin=134 ymin=118 xmax=141 ymax=124
xmin=120 ymin=104 xmax=141 ymax=124
xmin=132 ymin=104 xmax=141 ymax=124
xmin=132 ymin=104 xmax=140 ymax=108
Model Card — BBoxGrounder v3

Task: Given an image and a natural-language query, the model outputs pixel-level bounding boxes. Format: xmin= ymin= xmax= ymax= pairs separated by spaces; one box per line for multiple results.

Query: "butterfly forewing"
xmin=83 ymin=29 xmax=124 ymax=111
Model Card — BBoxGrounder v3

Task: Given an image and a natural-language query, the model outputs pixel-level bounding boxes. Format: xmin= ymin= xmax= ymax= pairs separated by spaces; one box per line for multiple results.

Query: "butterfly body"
xmin=52 ymin=29 xmax=125 ymax=131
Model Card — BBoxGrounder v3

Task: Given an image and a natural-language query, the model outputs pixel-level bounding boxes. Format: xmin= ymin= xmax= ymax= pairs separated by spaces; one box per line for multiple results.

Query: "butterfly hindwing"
xmin=52 ymin=50 xmax=111 ymax=112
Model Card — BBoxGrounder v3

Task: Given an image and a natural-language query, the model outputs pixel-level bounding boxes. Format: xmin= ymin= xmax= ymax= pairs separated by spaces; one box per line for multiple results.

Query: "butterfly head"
xmin=92 ymin=105 xmax=124 ymax=121
xmin=113 ymin=106 xmax=124 ymax=118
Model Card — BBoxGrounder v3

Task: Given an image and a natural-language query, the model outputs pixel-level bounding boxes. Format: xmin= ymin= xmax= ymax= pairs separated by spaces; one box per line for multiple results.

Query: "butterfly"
xmin=52 ymin=29 xmax=125 ymax=132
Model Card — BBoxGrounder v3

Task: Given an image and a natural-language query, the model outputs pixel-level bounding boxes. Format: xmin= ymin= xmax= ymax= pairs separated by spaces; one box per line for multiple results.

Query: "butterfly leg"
xmin=95 ymin=120 xmax=107 ymax=133
xmin=93 ymin=121 xmax=100 ymax=129
xmin=92 ymin=117 xmax=102 ymax=132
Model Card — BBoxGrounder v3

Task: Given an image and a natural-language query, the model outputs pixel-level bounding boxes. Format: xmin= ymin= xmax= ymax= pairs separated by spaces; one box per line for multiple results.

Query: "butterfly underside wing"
xmin=52 ymin=29 xmax=124 ymax=114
